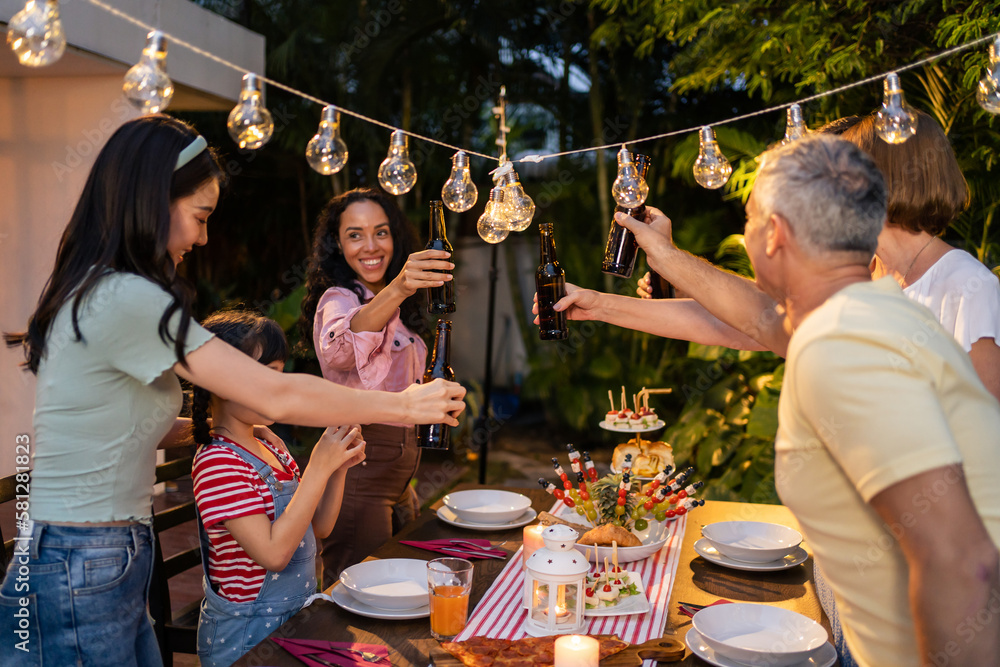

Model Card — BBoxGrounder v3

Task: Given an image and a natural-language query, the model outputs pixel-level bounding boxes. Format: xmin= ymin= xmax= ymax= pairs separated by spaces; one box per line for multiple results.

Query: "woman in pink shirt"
xmin=299 ymin=187 xmax=454 ymax=584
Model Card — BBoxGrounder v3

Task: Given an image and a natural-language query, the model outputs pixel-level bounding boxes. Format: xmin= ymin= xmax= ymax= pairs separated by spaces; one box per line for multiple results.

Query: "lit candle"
xmin=554 ymin=635 xmax=599 ymax=667
xmin=522 ymin=524 xmax=545 ymax=567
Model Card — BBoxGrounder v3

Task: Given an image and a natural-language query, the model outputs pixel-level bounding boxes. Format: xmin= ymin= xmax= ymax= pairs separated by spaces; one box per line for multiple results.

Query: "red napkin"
xmin=272 ymin=638 xmax=389 ymax=667
xmin=399 ymin=538 xmax=505 ymax=559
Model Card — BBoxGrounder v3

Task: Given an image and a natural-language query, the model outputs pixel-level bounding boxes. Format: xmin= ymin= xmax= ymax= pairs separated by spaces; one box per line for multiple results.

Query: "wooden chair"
xmin=0 ymin=473 xmax=20 ymax=572
xmin=148 ymin=454 xmax=203 ymax=667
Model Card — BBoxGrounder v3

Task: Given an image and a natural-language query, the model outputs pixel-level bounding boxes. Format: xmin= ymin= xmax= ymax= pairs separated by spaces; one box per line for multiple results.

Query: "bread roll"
xmin=578 ymin=523 xmax=642 ymax=548
xmin=611 ymin=442 xmax=640 ymax=472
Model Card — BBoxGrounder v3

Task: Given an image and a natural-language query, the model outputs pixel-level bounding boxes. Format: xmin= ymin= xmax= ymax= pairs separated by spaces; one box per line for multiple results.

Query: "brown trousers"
xmin=319 ymin=424 xmax=420 ymax=589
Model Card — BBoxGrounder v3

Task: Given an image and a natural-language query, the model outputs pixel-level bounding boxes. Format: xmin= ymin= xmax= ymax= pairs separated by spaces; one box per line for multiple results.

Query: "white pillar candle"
xmin=522 ymin=524 xmax=546 ymax=566
xmin=554 ymin=635 xmax=599 ymax=667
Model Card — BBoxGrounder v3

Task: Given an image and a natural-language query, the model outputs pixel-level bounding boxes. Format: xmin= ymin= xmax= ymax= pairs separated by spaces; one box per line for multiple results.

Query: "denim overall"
xmin=196 ymin=438 xmax=317 ymax=667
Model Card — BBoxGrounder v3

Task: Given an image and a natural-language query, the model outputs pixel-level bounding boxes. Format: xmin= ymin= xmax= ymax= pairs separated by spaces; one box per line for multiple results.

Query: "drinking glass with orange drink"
xmin=427 ymin=557 xmax=474 ymax=640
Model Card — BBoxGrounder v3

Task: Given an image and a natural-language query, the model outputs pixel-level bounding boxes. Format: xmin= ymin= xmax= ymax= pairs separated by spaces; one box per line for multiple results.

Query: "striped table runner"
xmin=455 ymin=506 xmax=687 ymax=647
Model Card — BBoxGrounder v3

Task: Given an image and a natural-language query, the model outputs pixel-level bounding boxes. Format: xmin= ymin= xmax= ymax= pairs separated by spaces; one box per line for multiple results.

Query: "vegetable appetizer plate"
xmin=584 ymin=571 xmax=650 ymax=617
xmin=330 ymin=583 xmax=429 ymax=620
xmin=436 ymin=506 xmax=538 ymax=531
xmin=686 ymin=628 xmax=835 ymax=667
xmin=599 ymin=419 xmax=665 ymax=434
xmin=695 ymin=538 xmax=809 ymax=572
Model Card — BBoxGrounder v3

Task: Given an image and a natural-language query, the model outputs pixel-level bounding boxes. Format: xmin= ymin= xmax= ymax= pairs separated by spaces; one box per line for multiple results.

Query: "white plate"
xmin=695 ymin=538 xmax=808 ymax=572
xmin=584 ymin=571 xmax=650 ymax=617
xmin=599 ymin=419 xmax=665 ymax=433
xmin=436 ymin=506 xmax=538 ymax=531
xmin=330 ymin=583 xmax=429 ymax=620
xmin=693 ymin=603 xmax=828 ymax=666
xmin=686 ymin=628 xmax=836 ymax=667
xmin=702 ymin=521 xmax=803 ymax=563
xmin=443 ymin=489 xmax=533 ymax=524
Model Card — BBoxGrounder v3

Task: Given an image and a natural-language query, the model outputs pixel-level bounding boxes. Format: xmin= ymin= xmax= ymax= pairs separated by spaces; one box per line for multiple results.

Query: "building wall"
xmin=0 ymin=76 xmax=141 ymax=477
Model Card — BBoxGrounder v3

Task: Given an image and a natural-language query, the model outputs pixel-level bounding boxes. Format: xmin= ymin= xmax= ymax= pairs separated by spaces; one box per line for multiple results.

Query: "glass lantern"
xmin=523 ymin=524 xmax=589 ymax=636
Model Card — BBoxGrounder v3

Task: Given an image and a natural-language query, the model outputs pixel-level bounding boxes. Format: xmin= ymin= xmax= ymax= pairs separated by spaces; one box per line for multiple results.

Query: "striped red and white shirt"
xmin=192 ymin=439 xmax=301 ymax=603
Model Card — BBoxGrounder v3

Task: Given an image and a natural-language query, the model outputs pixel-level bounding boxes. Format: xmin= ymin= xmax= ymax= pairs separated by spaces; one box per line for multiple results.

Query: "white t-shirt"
xmin=777 ymin=278 xmax=1000 ymax=667
xmin=904 ymin=249 xmax=1000 ymax=351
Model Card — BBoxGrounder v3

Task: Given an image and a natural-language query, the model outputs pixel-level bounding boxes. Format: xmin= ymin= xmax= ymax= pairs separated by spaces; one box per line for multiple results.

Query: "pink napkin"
xmin=399 ymin=538 xmax=506 ymax=559
xmin=271 ymin=638 xmax=389 ymax=667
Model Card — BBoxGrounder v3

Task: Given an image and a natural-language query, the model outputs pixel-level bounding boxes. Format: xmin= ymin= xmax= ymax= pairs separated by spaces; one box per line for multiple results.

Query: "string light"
xmin=305 ymin=105 xmax=349 ymax=175
xmin=6 ymin=0 xmax=66 ymax=67
xmin=978 ymin=35 xmax=1000 ymax=114
xmin=477 ymin=186 xmax=510 ymax=243
xmin=611 ymin=145 xmax=649 ymax=208
xmin=15 ymin=0 xmax=1000 ymax=181
xmin=781 ymin=104 xmax=808 ymax=145
xmin=441 ymin=151 xmax=478 ymax=212
xmin=227 ymin=73 xmax=274 ymax=150
xmin=875 ymin=73 xmax=917 ymax=144
xmin=493 ymin=162 xmax=534 ymax=231
xmin=693 ymin=127 xmax=732 ymax=190
xmin=122 ymin=30 xmax=173 ymax=113
xmin=378 ymin=130 xmax=417 ymax=195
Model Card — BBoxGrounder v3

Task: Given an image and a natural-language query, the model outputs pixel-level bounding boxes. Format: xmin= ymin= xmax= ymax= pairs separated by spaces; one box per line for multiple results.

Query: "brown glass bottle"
xmin=417 ymin=319 xmax=455 ymax=449
xmin=536 ymin=222 xmax=568 ymax=340
xmin=602 ymin=153 xmax=652 ymax=278
xmin=425 ymin=200 xmax=455 ymax=314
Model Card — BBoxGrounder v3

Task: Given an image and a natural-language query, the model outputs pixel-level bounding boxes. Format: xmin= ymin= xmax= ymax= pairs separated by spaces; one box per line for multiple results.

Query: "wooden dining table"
xmin=234 ymin=484 xmax=833 ymax=667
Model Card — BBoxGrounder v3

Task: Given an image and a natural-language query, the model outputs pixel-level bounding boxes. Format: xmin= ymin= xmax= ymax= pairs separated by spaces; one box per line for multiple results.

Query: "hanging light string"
xmin=517 ymin=32 xmax=1000 ymax=162
xmin=79 ymin=0 xmax=997 ymax=164
xmin=79 ymin=0 xmax=499 ymax=161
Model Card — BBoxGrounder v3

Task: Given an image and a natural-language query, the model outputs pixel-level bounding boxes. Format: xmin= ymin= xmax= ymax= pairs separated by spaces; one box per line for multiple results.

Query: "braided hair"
xmin=191 ymin=309 xmax=289 ymax=446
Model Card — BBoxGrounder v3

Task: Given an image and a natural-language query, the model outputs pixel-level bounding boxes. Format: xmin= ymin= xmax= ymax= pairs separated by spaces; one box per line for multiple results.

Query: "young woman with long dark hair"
xmin=298 ymin=187 xmax=453 ymax=585
xmin=1 ymin=115 xmax=464 ymax=666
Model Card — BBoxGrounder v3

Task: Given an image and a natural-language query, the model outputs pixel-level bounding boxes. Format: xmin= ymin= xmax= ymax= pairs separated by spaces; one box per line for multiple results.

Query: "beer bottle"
xmin=602 ymin=153 xmax=652 ymax=278
xmin=536 ymin=222 xmax=568 ymax=340
xmin=417 ymin=319 xmax=455 ymax=449
xmin=425 ymin=200 xmax=455 ymax=314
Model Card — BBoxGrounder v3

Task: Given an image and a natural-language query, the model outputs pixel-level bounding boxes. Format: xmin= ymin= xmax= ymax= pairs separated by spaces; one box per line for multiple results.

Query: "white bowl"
xmin=443 ymin=489 xmax=532 ymax=524
xmin=573 ymin=518 xmax=671 ymax=563
xmin=701 ymin=521 xmax=802 ymax=563
xmin=339 ymin=558 xmax=429 ymax=611
xmin=692 ymin=603 xmax=828 ymax=667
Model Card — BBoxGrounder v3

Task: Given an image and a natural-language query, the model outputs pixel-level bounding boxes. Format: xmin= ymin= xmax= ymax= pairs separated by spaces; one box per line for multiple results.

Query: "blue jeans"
xmin=0 ymin=522 xmax=162 ymax=667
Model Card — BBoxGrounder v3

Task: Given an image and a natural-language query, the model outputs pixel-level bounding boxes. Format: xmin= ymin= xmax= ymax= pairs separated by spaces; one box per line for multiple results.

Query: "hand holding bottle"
xmin=636 ymin=272 xmax=653 ymax=299
xmin=615 ymin=206 xmax=678 ymax=277
xmin=390 ymin=249 xmax=454 ymax=299
xmin=402 ymin=378 xmax=466 ymax=427
xmin=532 ymin=282 xmax=599 ymax=324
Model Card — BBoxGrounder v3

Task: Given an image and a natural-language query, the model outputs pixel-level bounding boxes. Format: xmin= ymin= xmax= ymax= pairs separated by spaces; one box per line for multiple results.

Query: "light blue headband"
xmin=174 ymin=135 xmax=208 ymax=171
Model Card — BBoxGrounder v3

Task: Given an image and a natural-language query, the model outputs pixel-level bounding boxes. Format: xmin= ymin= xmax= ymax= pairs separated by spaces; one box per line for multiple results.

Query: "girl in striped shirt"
xmin=191 ymin=310 xmax=366 ymax=667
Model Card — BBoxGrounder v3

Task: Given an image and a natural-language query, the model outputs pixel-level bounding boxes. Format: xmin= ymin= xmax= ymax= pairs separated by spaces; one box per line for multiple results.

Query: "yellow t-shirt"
xmin=776 ymin=277 xmax=1000 ymax=667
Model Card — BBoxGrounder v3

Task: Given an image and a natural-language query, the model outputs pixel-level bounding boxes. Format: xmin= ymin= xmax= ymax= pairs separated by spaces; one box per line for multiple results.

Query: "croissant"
xmin=578 ymin=523 xmax=642 ymax=548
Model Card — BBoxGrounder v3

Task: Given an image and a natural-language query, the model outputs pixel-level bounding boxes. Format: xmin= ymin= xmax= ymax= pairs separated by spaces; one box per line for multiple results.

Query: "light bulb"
xmin=611 ymin=145 xmax=649 ymax=208
xmin=782 ymin=104 xmax=807 ymax=145
xmin=227 ymin=73 xmax=274 ymax=150
xmin=441 ymin=151 xmax=478 ymax=212
xmin=306 ymin=105 xmax=349 ymax=175
xmin=693 ymin=127 xmax=732 ymax=190
xmin=477 ymin=187 xmax=510 ymax=244
xmin=494 ymin=163 xmax=535 ymax=231
xmin=875 ymin=73 xmax=917 ymax=144
xmin=977 ymin=35 xmax=1000 ymax=114
xmin=378 ymin=130 xmax=417 ymax=195
xmin=122 ymin=31 xmax=174 ymax=113
xmin=6 ymin=0 xmax=65 ymax=67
